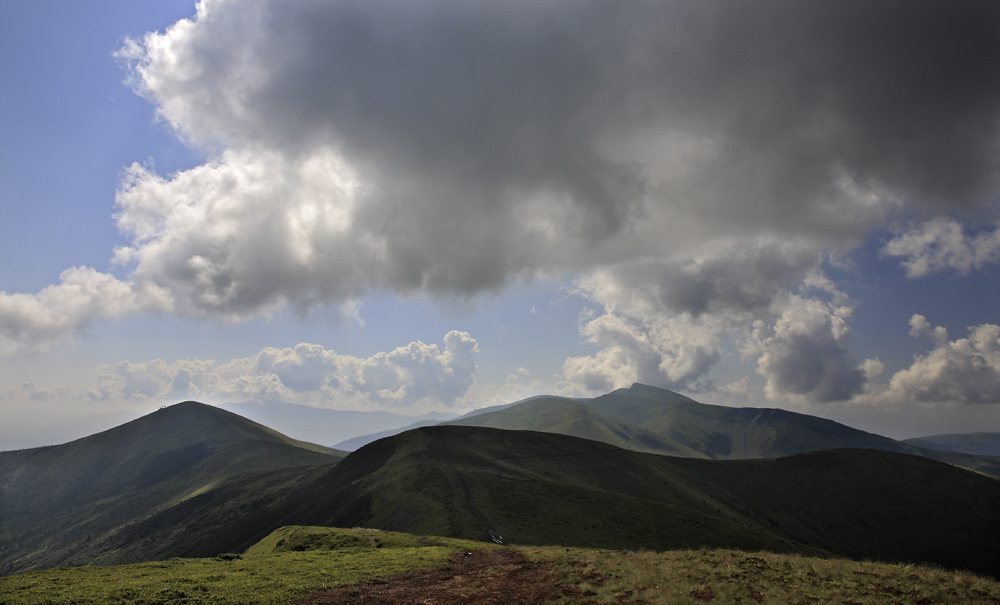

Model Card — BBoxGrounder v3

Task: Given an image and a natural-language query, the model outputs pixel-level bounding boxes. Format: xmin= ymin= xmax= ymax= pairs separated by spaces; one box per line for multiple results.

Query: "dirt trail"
xmin=292 ymin=549 xmax=591 ymax=604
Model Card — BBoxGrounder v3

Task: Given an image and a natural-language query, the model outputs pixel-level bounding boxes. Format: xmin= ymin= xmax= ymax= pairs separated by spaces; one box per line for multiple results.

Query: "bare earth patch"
xmin=292 ymin=549 xmax=583 ymax=604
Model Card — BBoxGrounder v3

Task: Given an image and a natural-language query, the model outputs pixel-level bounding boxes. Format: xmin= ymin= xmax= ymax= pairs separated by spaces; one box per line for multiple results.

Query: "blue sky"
xmin=3 ymin=0 xmax=1000 ymax=448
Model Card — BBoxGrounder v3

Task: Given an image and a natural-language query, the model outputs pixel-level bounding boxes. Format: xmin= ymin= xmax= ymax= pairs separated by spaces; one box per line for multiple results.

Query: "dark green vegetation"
xmin=3 ymin=527 xmax=999 ymax=604
xmin=256 ymin=425 xmax=1000 ymax=577
xmin=2 ymin=388 xmax=999 ymax=584
xmin=448 ymin=383 xmax=1000 ymax=476
xmin=0 ymin=403 xmax=343 ymax=575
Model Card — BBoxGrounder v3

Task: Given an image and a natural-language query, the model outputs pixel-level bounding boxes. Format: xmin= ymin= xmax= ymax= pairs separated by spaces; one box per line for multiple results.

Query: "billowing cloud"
xmin=562 ymin=240 xmax=856 ymax=394
xmin=886 ymin=316 xmax=1000 ymax=404
xmin=113 ymin=150 xmax=372 ymax=318
xmin=883 ymin=218 xmax=1000 ymax=277
xmin=751 ymin=296 xmax=866 ymax=403
xmin=0 ymin=267 xmax=172 ymax=354
xmin=105 ymin=0 xmax=999 ymax=317
xmin=87 ymin=331 xmax=478 ymax=408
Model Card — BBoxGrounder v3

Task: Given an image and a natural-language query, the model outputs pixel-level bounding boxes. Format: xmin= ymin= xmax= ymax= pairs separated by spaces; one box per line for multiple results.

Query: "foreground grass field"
xmin=0 ymin=527 xmax=488 ymax=605
xmin=536 ymin=548 xmax=1000 ymax=604
xmin=2 ymin=526 xmax=998 ymax=604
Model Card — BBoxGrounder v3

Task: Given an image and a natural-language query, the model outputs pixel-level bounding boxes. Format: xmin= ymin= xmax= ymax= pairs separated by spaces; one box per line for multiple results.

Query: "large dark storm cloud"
xmin=4 ymin=0 xmax=1000 ymax=404
xmin=106 ymin=0 xmax=1000 ymax=314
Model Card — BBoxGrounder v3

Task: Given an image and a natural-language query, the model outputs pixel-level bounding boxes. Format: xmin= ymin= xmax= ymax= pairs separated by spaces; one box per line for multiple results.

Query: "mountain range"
xmin=350 ymin=383 xmax=1000 ymax=476
xmin=2 ymin=384 xmax=998 ymax=579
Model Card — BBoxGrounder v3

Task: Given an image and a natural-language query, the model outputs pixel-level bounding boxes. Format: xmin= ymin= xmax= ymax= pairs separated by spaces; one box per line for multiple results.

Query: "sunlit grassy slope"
xmin=447 ymin=396 xmax=708 ymax=457
xmin=450 ymin=383 xmax=1000 ymax=476
xmin=2 ymin=526 xmax=998 ymax=605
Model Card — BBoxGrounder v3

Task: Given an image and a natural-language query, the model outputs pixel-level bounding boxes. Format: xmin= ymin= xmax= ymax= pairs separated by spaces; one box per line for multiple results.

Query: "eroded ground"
xmin=292 ymin=549 xmax=593 ymax=604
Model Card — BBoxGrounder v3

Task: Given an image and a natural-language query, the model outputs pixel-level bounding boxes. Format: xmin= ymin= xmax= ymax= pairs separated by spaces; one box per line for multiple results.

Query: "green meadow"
xmin=2 ymin=527 xmax=998 ymax=605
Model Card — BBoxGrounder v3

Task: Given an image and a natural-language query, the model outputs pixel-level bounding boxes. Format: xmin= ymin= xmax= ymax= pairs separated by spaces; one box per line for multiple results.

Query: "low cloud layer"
xmin=83 ymin=331 xmax=478 ymax=408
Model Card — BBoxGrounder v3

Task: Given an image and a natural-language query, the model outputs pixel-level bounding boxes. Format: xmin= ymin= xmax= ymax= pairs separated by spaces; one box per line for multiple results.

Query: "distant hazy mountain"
xmin=447 ymin=396 xmax=707 ymax=457
xmin=332 ymin=395 xmax=541 ymax=451
xmin=0 ymin=402 xmax=342 ymax=575
xmin=218 ymin=399 xmax=457 ymax=447
xmin=333 ymin=419 xmax=443 ymax=450
xmin=444 ymin=383 xmax=1000 ymax=477
xmin=903 ymin=432 xmax=1000 ymax=456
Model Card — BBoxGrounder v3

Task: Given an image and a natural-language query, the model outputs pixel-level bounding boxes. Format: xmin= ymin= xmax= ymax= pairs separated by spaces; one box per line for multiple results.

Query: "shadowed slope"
xmin=112 ymin=425 xmax=1000 ymax=577
xmin=295 ymin=426 xmax=1000 ymax=576
xmin=0 ymin=402 xmax=342 ymax=575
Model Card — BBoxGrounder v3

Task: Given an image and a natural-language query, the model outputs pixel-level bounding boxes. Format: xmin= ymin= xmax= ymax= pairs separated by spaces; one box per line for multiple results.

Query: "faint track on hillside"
xmin=440 ymin=438 xmax=501 ymax=543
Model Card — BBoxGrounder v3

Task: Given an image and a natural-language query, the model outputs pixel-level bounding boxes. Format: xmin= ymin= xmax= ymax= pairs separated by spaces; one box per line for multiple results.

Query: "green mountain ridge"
xmin=49 ymin=423 xmax=1000 ymax=578
xmin=335 ymin=426 xmax=1000 ymax=577
xmin=3 ymin=391 xmax=999 ymax=580
xmin=0 ymin=402 xmax=343 ymax=575
xmin=446 ymin=383 xmax=1000 ymax=476
xmin=446 ymin=397 xmax=707 ymax=457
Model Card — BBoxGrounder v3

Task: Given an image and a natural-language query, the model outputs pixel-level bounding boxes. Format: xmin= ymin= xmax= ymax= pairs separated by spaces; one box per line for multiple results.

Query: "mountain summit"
xmin=0 ymin=401 xmax=341 ymax=575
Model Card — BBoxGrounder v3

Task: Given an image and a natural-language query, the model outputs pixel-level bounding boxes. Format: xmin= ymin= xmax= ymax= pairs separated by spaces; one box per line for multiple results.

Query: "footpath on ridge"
xmin=292 ymin=549 xmax=600 ymax=604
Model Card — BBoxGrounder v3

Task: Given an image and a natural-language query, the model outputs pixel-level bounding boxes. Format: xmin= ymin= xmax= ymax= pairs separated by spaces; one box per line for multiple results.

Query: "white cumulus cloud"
xmin=883 ymin=218 xmax=1000 ymax=278
xmin=886 ymin=316 xmax=1000 ymax=404
xmin=561 ymin=239 xmax=865 ymax=398
xmin=0 ymin=267 xmax=172 ymax=354
xmin=751 ymin=296 xmax=866 ymax=403
xmin=87 ymin=331 xmax=478 ymax=409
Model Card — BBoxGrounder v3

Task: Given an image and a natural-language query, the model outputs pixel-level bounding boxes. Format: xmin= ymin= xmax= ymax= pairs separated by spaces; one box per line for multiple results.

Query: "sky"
xmin=3 ymin=0 xmax=1000 ymax=449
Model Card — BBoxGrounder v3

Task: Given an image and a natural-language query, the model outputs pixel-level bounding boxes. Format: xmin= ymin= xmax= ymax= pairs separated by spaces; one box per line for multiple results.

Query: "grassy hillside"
xmin=4 ymin=400 xmax=998 ymax=581
xmin=586 ymin=384 xmax=911 ymax=459
xmin=113 ymin=425 xmax=999 ymax=577
xmin=2 ymin=526 xmax=998 ymax=605
xmin=443 ymin=384 xmax=1000 ymax=477
xmin=0 ymin=402 xmax=343 ymax=576
xmin=444 ymin=383 xmax=911 ymax=460
xmin=446 ymin=396 xmax=707 ymax=457
xmin=364 ymin=426 xmax=1000 ymax=577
